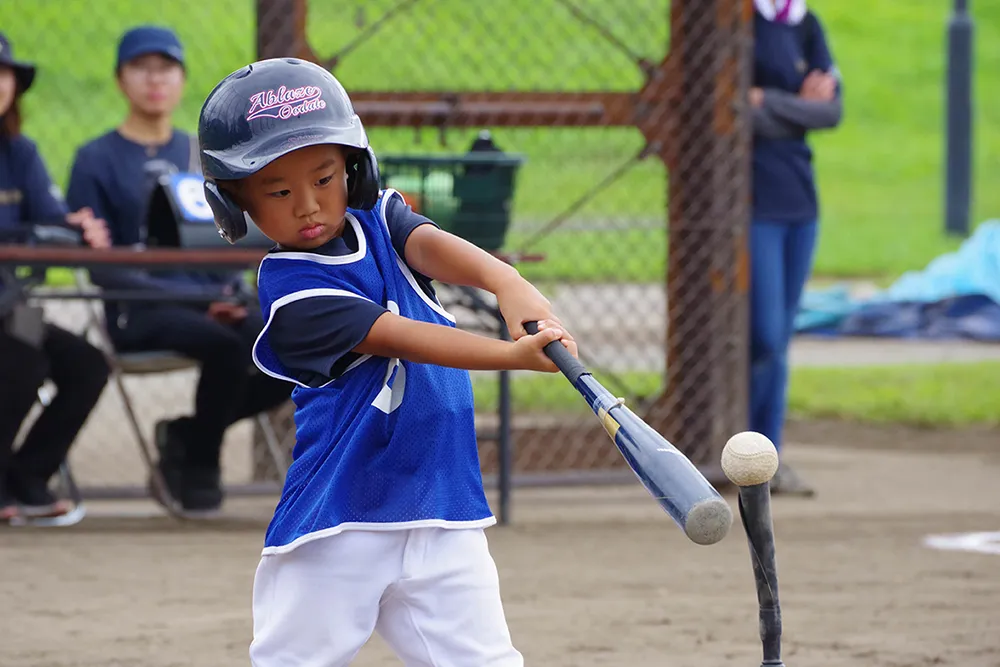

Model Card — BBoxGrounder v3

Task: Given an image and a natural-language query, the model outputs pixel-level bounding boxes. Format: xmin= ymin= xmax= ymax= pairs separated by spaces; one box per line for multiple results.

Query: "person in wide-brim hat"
xmin=0 ymin=31 xmax=113 ymax=526
xmin=0 ymin=32 xmax=36 ymax=93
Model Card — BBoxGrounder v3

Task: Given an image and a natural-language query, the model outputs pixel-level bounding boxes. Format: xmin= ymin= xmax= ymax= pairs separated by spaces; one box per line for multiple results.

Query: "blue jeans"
xmin=749 ymin=219 xmax=818 ymax=453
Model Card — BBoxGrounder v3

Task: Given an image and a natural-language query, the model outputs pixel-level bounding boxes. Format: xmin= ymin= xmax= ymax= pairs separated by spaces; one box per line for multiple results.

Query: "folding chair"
xmin=71 ymin=270 xmax=289 ymax=518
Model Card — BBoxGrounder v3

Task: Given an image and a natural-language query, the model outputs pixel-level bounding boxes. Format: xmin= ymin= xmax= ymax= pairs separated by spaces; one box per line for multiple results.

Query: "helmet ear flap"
xmin=346 ymin=146 xmax=381 ymax=211
xmin=203 ymin=180 xmax=248 ymax=244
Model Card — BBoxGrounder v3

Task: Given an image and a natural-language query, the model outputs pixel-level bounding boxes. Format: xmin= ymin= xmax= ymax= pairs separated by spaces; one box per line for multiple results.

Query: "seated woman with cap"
xmin=0 ymin=32 xmax=111 ymax=523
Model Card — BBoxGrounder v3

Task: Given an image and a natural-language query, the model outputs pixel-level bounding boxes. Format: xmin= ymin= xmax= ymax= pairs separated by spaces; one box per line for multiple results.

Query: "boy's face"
xmin=239 ymin=144 xmax=349 ymax=250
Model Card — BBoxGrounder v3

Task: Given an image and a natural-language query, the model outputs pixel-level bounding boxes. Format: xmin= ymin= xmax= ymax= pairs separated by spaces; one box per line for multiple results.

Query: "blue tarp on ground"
xmin=795 ymin=220 xmax=1000 ymax=341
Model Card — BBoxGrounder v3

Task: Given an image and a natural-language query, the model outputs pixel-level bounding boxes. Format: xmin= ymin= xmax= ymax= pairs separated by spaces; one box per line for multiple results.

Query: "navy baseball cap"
xmin=0 ymin=32 xmax=36 ymax=92
xmin=116 ymin=26 xmax=185 ymax=71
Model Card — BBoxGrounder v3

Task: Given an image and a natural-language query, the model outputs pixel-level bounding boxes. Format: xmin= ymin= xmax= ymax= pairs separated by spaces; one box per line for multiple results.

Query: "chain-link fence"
xmin=4 ymin=0 xmax=750 ymax=496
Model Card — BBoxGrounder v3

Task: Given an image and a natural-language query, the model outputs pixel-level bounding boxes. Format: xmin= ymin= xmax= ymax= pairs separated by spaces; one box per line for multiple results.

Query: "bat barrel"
xmin=738 ymin=483 xmax=783 ymax=666
xmin=604 ymin=396 xmax=732 ymax=545
xmin=523 ymin=320 xmax=732 ymax=545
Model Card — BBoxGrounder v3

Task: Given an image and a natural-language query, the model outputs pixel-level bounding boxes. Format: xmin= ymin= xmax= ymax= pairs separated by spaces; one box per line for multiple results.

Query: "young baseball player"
xmin=198 ymin=58 xmax=575 ymax=666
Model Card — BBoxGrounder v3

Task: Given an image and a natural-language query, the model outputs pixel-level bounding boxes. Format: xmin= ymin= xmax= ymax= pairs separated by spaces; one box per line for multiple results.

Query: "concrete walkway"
xmin=446 ymin=282 xmax=1000 ymax=372
xmin=789 ymin=336 xmax=1000 ymax=367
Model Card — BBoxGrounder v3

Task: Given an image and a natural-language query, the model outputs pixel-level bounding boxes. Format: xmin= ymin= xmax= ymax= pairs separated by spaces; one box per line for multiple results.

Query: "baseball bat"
xmin=524 ymin=321 xmax=732 ymax=545
xmin=737 ymin=483 xmax=784 ymax=666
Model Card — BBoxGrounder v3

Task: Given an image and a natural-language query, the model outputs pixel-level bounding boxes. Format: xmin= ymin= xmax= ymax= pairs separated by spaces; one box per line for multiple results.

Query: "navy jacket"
xmin=752 ymin=11 xmax=841 ymax=223
xmin=0 ymin=134 xmax=68 ymax=231
xmin=0 ymin=134 xmax=72 ymax=303
xmin=66 ymin=129 xmax=234 ymax=328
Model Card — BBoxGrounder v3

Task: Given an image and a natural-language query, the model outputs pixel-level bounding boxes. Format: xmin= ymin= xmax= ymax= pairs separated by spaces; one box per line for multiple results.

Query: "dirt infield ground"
xmin=2 ymin=429 xmax=999 ymax=667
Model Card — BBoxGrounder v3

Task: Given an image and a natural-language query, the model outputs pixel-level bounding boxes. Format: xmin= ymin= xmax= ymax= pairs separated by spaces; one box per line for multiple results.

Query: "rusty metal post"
xmin=724 ymin=0 xmax=754 ymax=460
xmin=257 ymin=0 xmax=310 ymax=59
xmin=250 ymin=0 xmax=752 ymax=484
xmin=251 ymin=0 xmax=313 ymax=483
xmin=649 ymin=0 xmax=752 ymax=471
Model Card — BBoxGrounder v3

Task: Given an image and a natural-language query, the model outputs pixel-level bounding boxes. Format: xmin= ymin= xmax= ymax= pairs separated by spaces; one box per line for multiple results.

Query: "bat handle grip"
xmin=523 ymin=320 xmax=589 ymax=384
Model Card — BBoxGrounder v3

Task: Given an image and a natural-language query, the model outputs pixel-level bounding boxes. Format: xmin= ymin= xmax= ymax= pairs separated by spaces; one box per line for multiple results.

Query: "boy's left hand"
xmin=494 ymin=276 xmax=559 ymax=340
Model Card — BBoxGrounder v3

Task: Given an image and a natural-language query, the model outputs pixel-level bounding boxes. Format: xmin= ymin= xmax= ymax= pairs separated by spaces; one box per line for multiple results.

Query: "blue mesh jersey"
xmin=252 ymin=189 xmax=494 ymax=554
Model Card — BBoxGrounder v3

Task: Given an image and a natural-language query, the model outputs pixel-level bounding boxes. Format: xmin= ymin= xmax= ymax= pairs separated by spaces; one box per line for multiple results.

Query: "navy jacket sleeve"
xmin=765 ymin=16 xmax=843 ymax=131
xmin=762 ymin=89 xmax=842 ymax=130
xmin=66 ymin=147 xmax=114 ymax=226
xmin=759 ymin=13 xmax=843 ymax=133
xmin=267 ymin=295 xmax=389 ymax=387
xmin=752 ymin=105 xmax=805 ymax=140
xmin=803 ymin=12 xmax=837 ymax=78
xmin=19 ymin=138 xmax=69 ymax=225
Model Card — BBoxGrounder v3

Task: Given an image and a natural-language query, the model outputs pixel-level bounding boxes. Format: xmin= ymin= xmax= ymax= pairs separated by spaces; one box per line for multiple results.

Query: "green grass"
xmin=786 ymin=361 xmax=1000 ymax=427
xmin=807 ymin=2 xmax=1000 ymax=280
xmin=2 ymin=0 xmax=999 ymax=282
xmin=473 ymin=362 xmax=1000 ymax=428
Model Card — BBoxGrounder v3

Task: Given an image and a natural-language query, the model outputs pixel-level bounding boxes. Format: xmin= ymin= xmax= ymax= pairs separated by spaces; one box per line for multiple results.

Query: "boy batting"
xmin=198 ymin=57 xmax=577 ymax=666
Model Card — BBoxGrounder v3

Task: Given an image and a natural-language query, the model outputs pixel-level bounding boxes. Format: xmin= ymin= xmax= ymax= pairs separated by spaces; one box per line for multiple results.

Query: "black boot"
xmin=181 ymin=465 xmax=224 ymax=515
xmin=151 ymin=418 xmax=186 ymax=511
xmin=769 ymin=461 xmax=816 ymax=497
xmin=155 ymin=418 xmax=224 ymax=516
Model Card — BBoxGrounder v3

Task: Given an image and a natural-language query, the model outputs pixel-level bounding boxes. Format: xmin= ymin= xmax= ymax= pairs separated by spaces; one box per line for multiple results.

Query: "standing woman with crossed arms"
xmin=748 ymin=0 xmax=843 ymax=495
xmin=0 ymin=32 xmax=111 ymax=522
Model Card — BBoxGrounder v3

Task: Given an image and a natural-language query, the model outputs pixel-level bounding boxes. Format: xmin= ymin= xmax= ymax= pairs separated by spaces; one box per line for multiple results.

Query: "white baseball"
xmin=721 ymin=431 xmax=780 ymax=487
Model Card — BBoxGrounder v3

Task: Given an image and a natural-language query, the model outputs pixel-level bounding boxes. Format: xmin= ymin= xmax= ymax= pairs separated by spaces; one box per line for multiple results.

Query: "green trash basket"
xmin=379 ymin=153 xmax=525 ymax=252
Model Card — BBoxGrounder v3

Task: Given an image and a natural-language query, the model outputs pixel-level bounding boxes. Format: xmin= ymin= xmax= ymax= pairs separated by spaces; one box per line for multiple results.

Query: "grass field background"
xmin=3 ymin=2 xmax=998 ymax=427
xmin=472 ymin=361 xmax=1000 ymax=428
xmin=2 ymin=0 xmax=999 ymax=283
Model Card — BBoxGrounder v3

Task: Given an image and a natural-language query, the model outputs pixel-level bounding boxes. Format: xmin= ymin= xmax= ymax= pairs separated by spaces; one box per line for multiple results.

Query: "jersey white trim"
xmin=252 ymin=287 xmax=377 ymax=389
xmin=379 ymin=189 xmax=457 ymax=324
xmin=260 ymin=516 xmax=498 ymax=556
xmin=256 ymin=212 xmax=367 ymax=286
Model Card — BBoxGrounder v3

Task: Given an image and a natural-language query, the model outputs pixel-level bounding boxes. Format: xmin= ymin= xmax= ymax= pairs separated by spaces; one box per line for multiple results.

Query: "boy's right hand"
xmin=509 ymin=320 xmax=578 ymax=372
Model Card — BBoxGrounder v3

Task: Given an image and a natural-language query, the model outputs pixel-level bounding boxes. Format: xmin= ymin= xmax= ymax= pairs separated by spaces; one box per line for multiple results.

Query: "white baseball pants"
xmin=249 ymin=527 xmax=524 ymax=666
